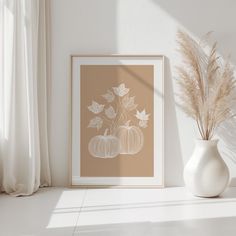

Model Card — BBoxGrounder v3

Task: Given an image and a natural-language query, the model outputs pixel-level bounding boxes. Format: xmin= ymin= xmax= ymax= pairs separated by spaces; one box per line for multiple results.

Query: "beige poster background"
xmin=80 ymin=65 xmax=154 ymax=177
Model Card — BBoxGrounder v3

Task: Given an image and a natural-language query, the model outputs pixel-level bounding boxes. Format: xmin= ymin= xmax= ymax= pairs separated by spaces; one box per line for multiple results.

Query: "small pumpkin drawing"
xmin=87 ymin=83 xmax=150 ymax=157
xmin=88 ymin=129 xmax=120 ymax=158
xmin=115 ymin=121 xmax=144 ymax=155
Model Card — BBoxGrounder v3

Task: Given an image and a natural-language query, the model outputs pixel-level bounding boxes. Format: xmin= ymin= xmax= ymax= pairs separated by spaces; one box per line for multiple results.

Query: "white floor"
xmin=1 ymin=187 xmax=236 ymax=236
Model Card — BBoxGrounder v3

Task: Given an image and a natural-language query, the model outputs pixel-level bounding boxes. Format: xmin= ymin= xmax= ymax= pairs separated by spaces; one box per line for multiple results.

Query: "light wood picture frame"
xmin=69 ymin=55 xmax=164 ymax=188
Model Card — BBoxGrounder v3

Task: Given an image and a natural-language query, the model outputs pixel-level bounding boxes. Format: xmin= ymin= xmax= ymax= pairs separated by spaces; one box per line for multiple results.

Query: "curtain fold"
xmin=0 ymin=0 xmax=51 ymax=196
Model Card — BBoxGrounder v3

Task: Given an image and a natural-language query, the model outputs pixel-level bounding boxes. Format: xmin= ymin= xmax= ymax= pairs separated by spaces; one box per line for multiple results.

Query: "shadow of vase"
xmin=217 ymin=103 xmax=236 ymax=186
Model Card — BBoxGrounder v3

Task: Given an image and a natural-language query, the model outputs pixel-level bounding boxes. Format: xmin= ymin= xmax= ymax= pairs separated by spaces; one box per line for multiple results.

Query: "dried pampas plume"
xmin=176 ymin=30 xmax=236 ymax=140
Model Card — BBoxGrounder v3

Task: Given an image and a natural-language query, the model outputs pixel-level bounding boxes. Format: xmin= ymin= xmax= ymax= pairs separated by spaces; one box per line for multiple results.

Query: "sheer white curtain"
xmin=0 ymin=0 xmax=51 ymax=196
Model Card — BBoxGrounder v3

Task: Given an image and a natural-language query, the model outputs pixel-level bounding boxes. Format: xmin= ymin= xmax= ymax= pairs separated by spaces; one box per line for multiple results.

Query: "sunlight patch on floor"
xmin=46 ymin=190 xmax=85 ymax=229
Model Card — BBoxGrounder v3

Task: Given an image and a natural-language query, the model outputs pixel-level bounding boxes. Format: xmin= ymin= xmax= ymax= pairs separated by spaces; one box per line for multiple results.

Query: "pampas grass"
xmin=176 ymin=30 xmax=236 ymax=140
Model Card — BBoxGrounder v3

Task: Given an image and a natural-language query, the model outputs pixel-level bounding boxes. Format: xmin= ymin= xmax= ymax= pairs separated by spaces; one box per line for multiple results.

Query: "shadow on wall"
xmin=51 ymin=0 xmax=185 ymax=187
xmin=120 ymin=59 xmax=184 ymax=186
xmin=152 ymin=0 xmax=236 ymax=64
xmin=52 ymin=0 xmax=236 ymax=187
xmin=152 ymin=0 xmax=236 ymax=185
xmin=218 ymin=105 xmax=236 ymax=186
xmin=164 ymin=58 xmax=183 ymax=186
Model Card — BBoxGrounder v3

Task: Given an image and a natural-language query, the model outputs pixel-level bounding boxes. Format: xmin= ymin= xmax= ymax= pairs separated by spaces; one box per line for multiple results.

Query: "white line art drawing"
xmin=87 ymin=116 xmax=103 ymax=130
xmin=112 ymin=83 xmax=129 ymax=97
xmin=135 ymin=109 xmax=150 ymax=121
xmin=87 ymin=83 xmax=150 ymax=158
xmin=122 ymin=94 xmax=138 ymax=111
xmin=114 ymin=120 xmax=144 ymax=154
xmin=139 ymin=120 xmax=148 ymax=128
xmin=105 ymin=106 xmax=117 ymax=119
xmin=102 ymin=90 xmax=115 ymax=103
xmin=88 ymin=129 xmax=120 ymax=158
xmin=88 ymin=101 xmax=105 ymax=114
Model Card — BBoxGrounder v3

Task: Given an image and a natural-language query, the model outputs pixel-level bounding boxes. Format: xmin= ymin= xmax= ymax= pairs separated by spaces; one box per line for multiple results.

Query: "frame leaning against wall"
xmin=69 ymin=55 xmax=165 ymax=188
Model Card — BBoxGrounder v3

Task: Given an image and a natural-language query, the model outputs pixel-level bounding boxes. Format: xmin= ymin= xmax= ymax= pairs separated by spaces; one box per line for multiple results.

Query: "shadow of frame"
xmin=164 ymin=58 xmax=184 ymax=186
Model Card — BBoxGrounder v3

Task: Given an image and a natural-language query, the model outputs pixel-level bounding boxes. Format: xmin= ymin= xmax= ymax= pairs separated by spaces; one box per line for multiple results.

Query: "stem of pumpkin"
xmin=112 ymin=108 xmax=125 ymax=133
xmin=104 ymin=128 xmax=109 ymax=136
xmin=125 ymin=120 xmax=131 ymax=126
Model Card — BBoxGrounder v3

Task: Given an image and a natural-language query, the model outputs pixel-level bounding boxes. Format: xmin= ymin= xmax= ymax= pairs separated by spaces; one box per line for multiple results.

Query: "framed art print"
xmin=70 ymin=55 xmax=164 ymax=187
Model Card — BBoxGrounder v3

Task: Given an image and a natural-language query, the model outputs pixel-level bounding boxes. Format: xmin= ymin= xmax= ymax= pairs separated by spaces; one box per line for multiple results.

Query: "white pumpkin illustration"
xmin=115 ymin=121 xmax=144 ymax=155
xmin=88 ymin=129 xmax=120 ymax=158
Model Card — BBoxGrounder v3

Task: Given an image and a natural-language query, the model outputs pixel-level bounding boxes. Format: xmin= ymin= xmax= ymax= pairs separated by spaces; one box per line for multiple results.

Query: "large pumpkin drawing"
xmin=88 ymin=129 xmax=120 ymax=158
xmin=115 ymin=122 xmax=144 ymax=155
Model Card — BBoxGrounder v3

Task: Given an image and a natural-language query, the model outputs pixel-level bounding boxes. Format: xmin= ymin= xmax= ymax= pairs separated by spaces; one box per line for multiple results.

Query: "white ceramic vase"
xmin=184 ymin=140 xmax=229 ymax=197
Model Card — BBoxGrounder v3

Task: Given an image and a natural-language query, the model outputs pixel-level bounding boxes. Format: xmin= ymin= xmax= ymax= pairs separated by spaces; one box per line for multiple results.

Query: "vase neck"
xmin=195 ymin=139 xmax=218 ymax=148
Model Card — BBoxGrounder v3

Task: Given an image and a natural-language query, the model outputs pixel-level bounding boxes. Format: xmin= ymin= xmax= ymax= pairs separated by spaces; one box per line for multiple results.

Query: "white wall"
xmin=50 ymin=0 xmax=236 ymax=186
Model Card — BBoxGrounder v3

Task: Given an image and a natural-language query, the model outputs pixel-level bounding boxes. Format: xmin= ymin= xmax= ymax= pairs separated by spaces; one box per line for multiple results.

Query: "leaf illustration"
xmin=102 ymin=90 xmax=115 ymax=102
xmin=87 ymin=116 xmax=103 ymax=130
xmin=112 ymin=83 xmax=129 ymax=97
xmin=135 ymin=109 xmax=150 ymax=121
xmin=88 ymin=101 xmax=104 ymax=114
xmin=105 ymin=106 xmax=117 ymax=119
xmin=139 ymin=120 xmax=148 ymax=128
xmin=122 ymin=95 xmax=138 ymax=111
